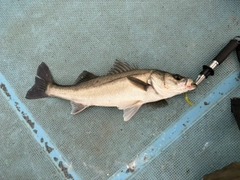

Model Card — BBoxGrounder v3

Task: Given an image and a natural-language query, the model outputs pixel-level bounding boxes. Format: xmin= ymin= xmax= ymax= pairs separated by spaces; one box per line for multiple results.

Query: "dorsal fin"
xmin=74 ymin=71 xmax=98 ymax=84
xmin=108 ymin=60 xmax=138 ymax=75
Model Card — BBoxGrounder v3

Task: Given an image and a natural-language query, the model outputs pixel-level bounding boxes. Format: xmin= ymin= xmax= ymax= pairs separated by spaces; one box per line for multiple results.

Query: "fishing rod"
xmin=194 ymin=36 xmax=240 ymax=86
xmin=193 ymin=36 xmax=240 ymax=130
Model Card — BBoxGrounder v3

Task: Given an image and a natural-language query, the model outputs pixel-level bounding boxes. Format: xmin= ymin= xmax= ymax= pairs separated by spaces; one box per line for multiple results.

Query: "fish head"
xmin=150 ymin=71 xmax=196 ymax=98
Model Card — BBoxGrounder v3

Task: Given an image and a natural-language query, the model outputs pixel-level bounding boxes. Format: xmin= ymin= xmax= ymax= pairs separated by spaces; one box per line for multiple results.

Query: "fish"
xmin=25 ymin=60 xmax=196 ymax=121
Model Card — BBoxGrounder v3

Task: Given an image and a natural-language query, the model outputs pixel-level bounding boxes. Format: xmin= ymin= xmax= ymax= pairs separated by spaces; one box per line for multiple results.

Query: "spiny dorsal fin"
xmin=127 ymin=76 xmax=150 ymax=91
xmin=108 ymin=60 xmax=138 ymax=75
xmin=75 ymin=71 xmax=98 ymax=84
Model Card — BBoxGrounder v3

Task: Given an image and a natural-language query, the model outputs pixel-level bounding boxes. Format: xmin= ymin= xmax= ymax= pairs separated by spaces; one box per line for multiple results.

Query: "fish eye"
xmin=173 ymin=74 xmax=183 ymax=80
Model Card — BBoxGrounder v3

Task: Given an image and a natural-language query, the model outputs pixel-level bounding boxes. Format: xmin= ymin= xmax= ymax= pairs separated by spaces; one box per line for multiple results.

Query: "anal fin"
xmin=123 ymin=104 xmax=142 ymax=121
xmin=70 ymin=101 xmax=88 ymax=114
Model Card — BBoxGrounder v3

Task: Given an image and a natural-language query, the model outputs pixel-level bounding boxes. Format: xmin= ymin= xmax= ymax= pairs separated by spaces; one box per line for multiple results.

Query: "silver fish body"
xmin=26 ymin=60 xmax=196 ymax=121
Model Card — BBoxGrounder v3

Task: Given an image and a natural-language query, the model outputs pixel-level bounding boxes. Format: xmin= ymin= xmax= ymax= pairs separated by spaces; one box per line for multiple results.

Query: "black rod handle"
xmin=236 ymin=43 xmax=240 ymax=63
xmin=213 ymin=39 xmax=239 ymax=64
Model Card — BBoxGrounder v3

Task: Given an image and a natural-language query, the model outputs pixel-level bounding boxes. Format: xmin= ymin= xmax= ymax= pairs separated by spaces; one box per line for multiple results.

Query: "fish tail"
xmin=25 ymin=62 xmax=54 ymax=99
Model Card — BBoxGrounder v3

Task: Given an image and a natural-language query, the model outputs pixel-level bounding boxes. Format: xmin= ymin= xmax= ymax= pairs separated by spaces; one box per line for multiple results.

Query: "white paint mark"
xmin=65 ymin=161 xmax=73 ymax=170
xmin=202 ymin=142 xmax=210 ymax=151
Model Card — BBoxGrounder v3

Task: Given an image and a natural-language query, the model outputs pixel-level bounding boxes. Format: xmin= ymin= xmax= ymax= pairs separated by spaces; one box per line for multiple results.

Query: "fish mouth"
xmin=185 ymin=79 xmax=197 ymax=90
xmin=191 ymin=83 xmax=197 ymax=89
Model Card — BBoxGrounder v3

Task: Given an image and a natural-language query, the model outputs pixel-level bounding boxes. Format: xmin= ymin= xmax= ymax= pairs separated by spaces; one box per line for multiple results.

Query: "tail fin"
xmin=25 ymin=62 xmax=54 ymax=99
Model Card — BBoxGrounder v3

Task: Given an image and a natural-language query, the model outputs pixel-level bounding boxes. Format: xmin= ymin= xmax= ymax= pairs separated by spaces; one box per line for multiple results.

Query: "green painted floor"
xmin=0 ymin=1 xmax=239 ymax=179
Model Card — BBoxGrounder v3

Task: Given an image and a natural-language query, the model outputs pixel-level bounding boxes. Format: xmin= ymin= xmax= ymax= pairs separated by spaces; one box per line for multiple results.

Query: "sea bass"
xmin=26 ymin=60 xmax=196 ymax=121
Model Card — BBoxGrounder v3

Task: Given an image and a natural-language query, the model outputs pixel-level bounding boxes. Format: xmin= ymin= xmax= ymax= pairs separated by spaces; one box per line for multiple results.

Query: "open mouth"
xmin=190 ymin=83 xmax=197 ymax=89
xmin=185 ymin=79 xmax=197 ymax=89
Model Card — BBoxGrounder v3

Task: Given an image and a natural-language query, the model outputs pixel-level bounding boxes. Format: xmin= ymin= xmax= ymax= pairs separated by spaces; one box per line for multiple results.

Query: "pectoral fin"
xmin=70 ymin=101 xmax=88 ymax=114
xmin=123 ymin=104 xmax=142 ymax=121
xmin=127 ymin=76 xmax=150 ymax=91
